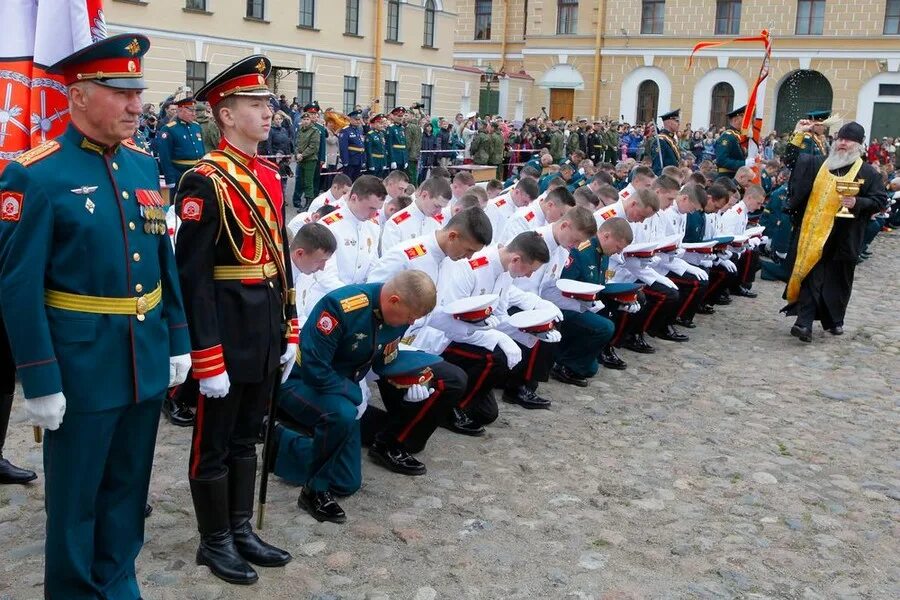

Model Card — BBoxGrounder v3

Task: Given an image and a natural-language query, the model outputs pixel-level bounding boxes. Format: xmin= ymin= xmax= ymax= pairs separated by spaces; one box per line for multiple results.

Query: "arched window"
xmin=424 ymin=0 xmax=436 ymax=47
xmin=709 ymin=82 xmax=735 ymax=128
xmin=387 ymin=0 xmax=401 ymax=42
xmin=637 ymin=80 xmax=659 ymax=124
xmin=774 ymin=70 xmax=833 ymax=134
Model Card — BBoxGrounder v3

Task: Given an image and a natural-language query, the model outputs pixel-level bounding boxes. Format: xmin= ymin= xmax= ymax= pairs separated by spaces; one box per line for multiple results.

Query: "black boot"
xmin=162 ymin=389 xmax=194 ymax=427
xmin=228 ymin=456 xmax=292 ymax=568
xmin=442 ymin=408 xmax=486 ymax=437
xmin=0 ymin=393 xmax=37 ymax=485
xmin=599 ymin=346 xmax=627 ymax=370
xmin=191 ymin=475 xmax=258 ymax=585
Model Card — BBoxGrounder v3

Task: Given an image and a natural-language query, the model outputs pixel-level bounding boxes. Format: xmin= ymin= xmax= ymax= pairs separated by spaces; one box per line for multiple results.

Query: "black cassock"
xmin=780 ymin=143 xmax=888 ymax=327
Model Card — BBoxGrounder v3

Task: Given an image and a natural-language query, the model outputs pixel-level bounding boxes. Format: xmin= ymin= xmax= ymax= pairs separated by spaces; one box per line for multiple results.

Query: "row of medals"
xmin=142 ymin=205 xmax=167 ymax=235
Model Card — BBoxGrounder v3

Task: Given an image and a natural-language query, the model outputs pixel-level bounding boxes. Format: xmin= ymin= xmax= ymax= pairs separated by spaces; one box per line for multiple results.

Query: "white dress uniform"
xmin=428 ymin=245 xmax=543 ymax=353
xmin=618 ymin=183 xmax=637 ymax=202
xmin=499 ymin=199 xmax=548 ymax=244
xmin=596 ymin=201 xmax=663 ymax=286
xmin=483 ymin=192 xmax=515 ymax=242
xmin=286 ymin=211 xmax=312 ymax=238
xmin=655 ymin=204 xmax=692 ymax=276
xmin=307 ymin=189 xmax=344 ymax=214
xmin=368 ymin=231 xmax=450 ymax=348
xmin=379 ymin=199 xmax=441 ymax=256
xmin=292 ymin=265 xmax=328 ymax=326
xmin=306 ymin=207 xmax=381 ymax=311
xmin=719 ymin=200 xmax=749 ymax=236
xmin=512 ymin=224 xmax=577 ymax=310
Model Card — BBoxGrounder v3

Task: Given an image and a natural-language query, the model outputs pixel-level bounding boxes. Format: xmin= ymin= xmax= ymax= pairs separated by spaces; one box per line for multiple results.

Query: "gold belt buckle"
xmin=136 ymin=295 xmax=149 ymax=321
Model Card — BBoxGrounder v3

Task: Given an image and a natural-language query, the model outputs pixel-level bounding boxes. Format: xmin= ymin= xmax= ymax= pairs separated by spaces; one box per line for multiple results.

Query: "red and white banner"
xmin=0 ymin=0 xmax=105 ymax=167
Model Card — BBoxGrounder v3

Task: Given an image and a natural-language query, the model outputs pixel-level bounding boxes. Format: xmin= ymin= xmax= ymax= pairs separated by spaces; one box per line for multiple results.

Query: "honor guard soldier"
xmin=385 ymin=106 xmax=409 ymax=171
xmin=174 ymin=55 xmax=296 ymax=586
xmin=366 ymin=113 xmax=389 ymax=179
xmin=157 ymin=86 xmax=206 ymax=190
xmin=715 ymin=105 xmax=750 ymax=179
xmin=651 ymin=109 xmax=682 ymax=176
xmin=0 ymin=34 xmax=192 ymax=599
xmin=339 ymin=110 xmax=367 ymax=181
xmin=792 ymin=110 xmax=831 ymax=156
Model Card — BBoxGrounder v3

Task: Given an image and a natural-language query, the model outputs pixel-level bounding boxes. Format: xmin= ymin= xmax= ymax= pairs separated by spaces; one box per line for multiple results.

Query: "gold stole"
xmin=786 ymin=158 xmax=863 ymax=302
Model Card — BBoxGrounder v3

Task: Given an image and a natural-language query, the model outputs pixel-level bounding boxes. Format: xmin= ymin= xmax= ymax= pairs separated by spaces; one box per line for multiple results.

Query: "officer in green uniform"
xmin=651 ymin=109 xmax=682 ymax=176
xmin=604 ymin=122 xmax=621 ymax=163
xmin=565 ymin=122 xmax=581 ymax=159
xmin=549 ymin=121 xmax=566 ymax=163
xmin=791 ymin=110 xmax=830 ymax=156
xmin=714 ymin=105 xmax=749 ymax=178
xmin=385 ymin=106 xmax=409 ymax=171
xmin=0 ymin=34 xmax=191 ymax=599
xmin=307 ymin=103 xmax=328 ymax=194
xmin=760 ymin=172 xmax=793 ymax=282
xmin=366 ymin=113 xmax=389 ymax=179
xmin=488 ymin=120 xmax=506 ymax=179
xmin=157 ymin=86 xmax=205 ymax=190
xmin=470 ymin=122 xmax=491 ymax=165
xmin=405 ymin=112 xmax=422 ymax=185
xmin=554 ymin=218 xmax=634 ymax=380
xmin=295 ymin=107 xmax=322 ymax=208
xmin=196 ymin=102 xmax=221 ymax=153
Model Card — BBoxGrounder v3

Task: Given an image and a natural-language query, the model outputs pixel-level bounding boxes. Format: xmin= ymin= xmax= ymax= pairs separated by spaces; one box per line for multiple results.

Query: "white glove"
xmin=404 ymin=384 xmax=432 ymax=402
xmin=658 ymin=276 xmax=678 ymax=290
xmin=718 ymin=258 xmax=737 ymax=273
xmin=589 ymin=300 xmax=605 ymax=313
xmin=199 ymin=372 xmax=230 ymax=398
xmin=674 ymin=248 xmax=685 ymax=258
xmin=356 ymin=381 xmax=370 ymax=420
xmin=618 ymin=301 xmax=640 ymax=314
xmin=535 ymin=329 xmax=562 ymax=343
xmin=494 ymin=332 xmax=522 ymax=368
xmin=745 ymin=157 xmax=756 ymax=167
xmin=279 ymin=343 xmax=298 ymax=384
xmin=685 ymin=265 xmax=709 ymax=281
xmin=718 ymin=250 xmax=733 ymax=261
xmin=760 ymin=235 xmax=771 ymax=245
xmin=700 ymin=259 xmax=714 ymax=268
xmin=481 ymin=315 xmax=500 ymax=329
xmin=25 ymin=393 xmax=66 ymax=431
xmin=747 ymin=237 xmax=761 ymax=249
xmin=390 ymin=162 xmax=397 ymax=169
xmin=169 ymin=354 xmax=191 ymax=387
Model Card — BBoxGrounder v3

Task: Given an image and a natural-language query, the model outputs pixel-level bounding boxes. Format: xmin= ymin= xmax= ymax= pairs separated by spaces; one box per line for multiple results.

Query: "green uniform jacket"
xmin=470 ymin=132 xmax=490 ymax=165
xmin=198 ymin=118 xmax=221 ymax=154
xmin=385 ymin=123 xmax=408 ymax=167
xmin=296 ymin=124 xmax=321 ymax=163
xmin=566 ymin=131 xmax=580 ymax=156
xmin=714 ymin=127 xmax=747 ymax=176
xmin=682 ymin=211 xmax=706 ymax=243
xmin=157 ymin=117 xmax=205 ymax=187
xmin=0 ymin=125 xmax=190 ymax=411
xmin=561 ymin=237 xmax=608 ymax=285
xmin=650 ymin=132 xmax=681 ymax=176
xmin=405 ymin=122 xmax=422 ymax=161
xmin=488 ymin=132 xmax=505 ymax=165
xmin=366 ymin=130 xmax=388 ymax=172
xmin=549 ymin=131 xmax=565 ymax=162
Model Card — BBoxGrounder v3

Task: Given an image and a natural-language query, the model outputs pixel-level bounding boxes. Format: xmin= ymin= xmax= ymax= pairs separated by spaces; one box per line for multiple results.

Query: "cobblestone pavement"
xmin=1 ymin=233 xmax=898 ymax=600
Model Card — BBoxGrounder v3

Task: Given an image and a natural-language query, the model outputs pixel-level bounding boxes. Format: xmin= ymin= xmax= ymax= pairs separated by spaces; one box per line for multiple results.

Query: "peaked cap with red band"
xmin=48 ymin=33 xmax=150 ymax=90
xmin=195 ymin=54 xmax=273 ymax=108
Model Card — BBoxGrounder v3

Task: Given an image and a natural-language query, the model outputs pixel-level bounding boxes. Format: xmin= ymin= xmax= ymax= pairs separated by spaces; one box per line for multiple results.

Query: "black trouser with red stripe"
xmin=370 ymin=361 xmax=464 ymax=453
xmin=703 ymin=266 xmax=737 ymax=304
xmin=441 ymin=342 xmax=510 ymax=425
xmin=604 ymin=293 xmax=645 ymax=348
xmin=637 ymin=282 xmax=681 ymax=334
xmin=504 ymin=340 xmax=556 ymax=392
xmin=188 ymin=374 xmax=276 ymax=480
xmin=732 ymin=250 xmax=760 ymax=289
xmin=670 ymin=273 xmax=709 ymax=322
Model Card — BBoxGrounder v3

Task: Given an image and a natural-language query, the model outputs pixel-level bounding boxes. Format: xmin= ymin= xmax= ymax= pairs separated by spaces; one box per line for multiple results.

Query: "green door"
xmin=870 ymin=102 xmax=900 ymax=140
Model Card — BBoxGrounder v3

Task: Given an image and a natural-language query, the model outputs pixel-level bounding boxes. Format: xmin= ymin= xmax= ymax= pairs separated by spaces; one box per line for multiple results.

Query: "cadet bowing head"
xmin=541 ymin=187 xmax=576 ymax=223
xmin=743 ymin=184 xmax=766 ymax=211
xmin=706 ymin=184 xmax=731 ymax=212
xmin=520 ymin=166 xmax=542 ymax=180
xmin=384 ymin=195 xmax=413 ymax=218
xmin=441 ymin=208 xmax=493 ymax=260
xmin=383 ymin=170 xmax=410 ymax=199
xmin=451 ymin=171 xmax=476 ymax=199
xmin=573 ymin=187 xmax=600 ymax=210
xmin=554 ymin=206 xmax=597 ymax=249
xmin=417 ymin=176 xmax=452 ymax=217
xmin=594 ymin=184 xmax=619 ymax=208
xmin=676 ymin=183 xmax=707 ymax=214
xmin=597 ymin=216 xmax=634 ymax=256
xmin=630 ymin=166 xmax=656 ymax=191
xmin=735 ymin=166 xmax=755 ymax=187
xmin=652 ymin=175 xmax=681 ymax=208
xmin=455 ymin=192 xmax=482 ymax=215
xmin=486 ymin=179 xmax=504 ymax=198
xmin=381 ymin=270 xmax=437 ymax=326
xmin=513 ymin=178 xmax=540 ymax=207
xmin=621 ymin=188 xmax=657 ymax=223
xmin=290 ymin=223 xmax=337 ymax=275
xmin=347 ymin=175 xmax=388 ymax=220
xmin=503 ymin=231 xmax=551 ymax=278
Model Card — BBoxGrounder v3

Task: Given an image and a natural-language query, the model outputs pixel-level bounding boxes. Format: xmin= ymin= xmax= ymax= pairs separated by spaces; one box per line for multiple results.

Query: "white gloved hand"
xmin=718 ymin=250 xmax=733 ymax=261
xmin=718 ymin=258 xmax=737 ymax=273
xmin=494 ymin=332 xmax=522 ymax=368
xmin=745 ymin=156 xmax=756 ymax=167
xmin=404 ymin=384 xmax=432 ymax=402
xmin=279 ymin=343 xmax=298 ymax=384
xmin=658 ymin=276 xmax=679 ymax=290
xmin=25 ymin=393 xmax=66 ymax=431
xmin=589 ymin=300 xmax=605 ymax=313
xmin=356 ymin=381 xmax=370 ymax=420
xmin=169 ymin=353 xmax=191 ymax=387
xmin=390 ymin=162 xmax=398 ymax=169
xmin=199 ymin=372 xmax=230 ymax=398
xmin=747 ymin=237 xmax=761 ymax=249
xmin=685 ymin=265 xmax=709 ymax=281
xmin=618 ymin=301 xmax=640 ymax=314
xmin=700 ymin=259 xmax=714 ymax=268
xmin=481 ymin=315 xmax=500 ymax=329
xmin=760 ymin=235 xmax=770 ymax=245
xmin=535 ymin=329 xmax=562 ymax=343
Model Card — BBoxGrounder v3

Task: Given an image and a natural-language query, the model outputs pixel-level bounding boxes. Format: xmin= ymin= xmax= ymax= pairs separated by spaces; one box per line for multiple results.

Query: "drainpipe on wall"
xmin=590 ymin=0 xmax=606 ymax=120
xmin=373 ymin=0 xmax=384 ymax=111
xmin=500 ymin=0 xmax=510 ymax=73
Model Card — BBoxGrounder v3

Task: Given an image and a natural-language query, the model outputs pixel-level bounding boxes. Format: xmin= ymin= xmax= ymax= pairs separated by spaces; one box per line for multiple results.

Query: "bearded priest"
xmin=780 ymin=120 xmax=888 ymax=343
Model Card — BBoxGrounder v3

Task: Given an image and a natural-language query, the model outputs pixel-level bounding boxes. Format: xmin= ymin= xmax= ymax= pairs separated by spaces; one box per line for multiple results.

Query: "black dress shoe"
xmin=696 ymin=304 xmax=716 ymax=315
xmin=828 ymin=325 xmax=844 ymax=336
xmin=713 ymin=294 xmax=732 ymax=305
xmin=162 ymin=394 xmax=194 ymax=427
xmin=622 ymin=333 xmax=656 ymax=354
xmin=502 ymin=386 xmax=552 ymax=409
xmin=232 ymin=522 xmax=292 ymax=567
xmin=196 ymin=530 xmax=259 ymax=585
xmin=675 ymin=317 xmax=697 ymax=329
xmin=443 ymin=408 xmax=486 ymax=437
xmin=368 ymin=440 xmax=427 ymax=476
xmin=599 ymin=346 xmax=627 ymax=370
xmin=733 ymin=286 xmax=758 ymax=298
xmin=144 ymin=504 xmax=153 ymax=518
xmin=550 ymin=364 xmax=588 ymax=387
xmin=655 ymin=325 xmax=689 ymax=343
xmin=790 ymin=324 xmax=812 ymax=343
xmin=298 ymin=488 xmax=346 ymax=523
xmin=0 ymin=456 xmax=37 ymax=485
